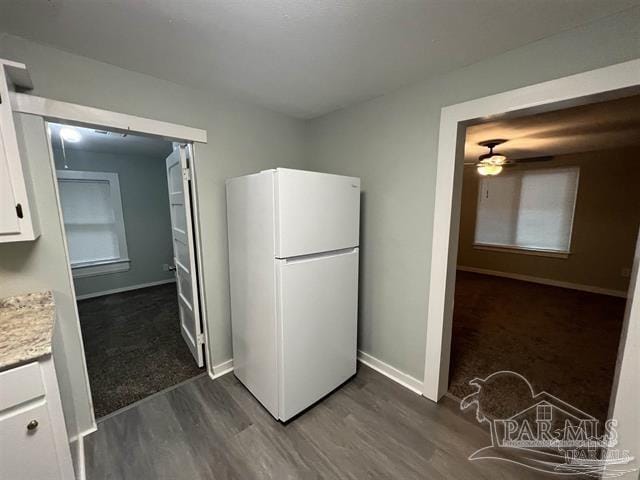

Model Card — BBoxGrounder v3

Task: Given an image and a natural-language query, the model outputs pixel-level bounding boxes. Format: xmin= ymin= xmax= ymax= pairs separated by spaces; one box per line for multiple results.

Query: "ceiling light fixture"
xmin=60 ymin=127 xmax=82 ymax=143
xmin=477 ymin=164 xmax=503 ymax=176
xmin=477 ymin=139 xmax=507 ymax=176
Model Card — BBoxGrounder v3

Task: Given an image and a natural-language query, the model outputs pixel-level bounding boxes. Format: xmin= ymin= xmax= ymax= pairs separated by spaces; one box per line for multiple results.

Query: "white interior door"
xmin=166 ymin=145 xmax=204 ymax=367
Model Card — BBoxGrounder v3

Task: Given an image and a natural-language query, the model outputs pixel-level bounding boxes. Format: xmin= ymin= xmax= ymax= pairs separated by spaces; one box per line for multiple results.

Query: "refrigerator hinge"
xmin=196 ymin=333 xmax=205 ymax=344
xmin=182 ymin=166 xmax=192 ymax=181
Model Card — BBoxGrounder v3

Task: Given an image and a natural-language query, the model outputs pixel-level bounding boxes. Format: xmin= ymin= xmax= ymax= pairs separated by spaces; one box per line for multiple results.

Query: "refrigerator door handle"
xmin=279 ymin=247 xmax=358 ymax=265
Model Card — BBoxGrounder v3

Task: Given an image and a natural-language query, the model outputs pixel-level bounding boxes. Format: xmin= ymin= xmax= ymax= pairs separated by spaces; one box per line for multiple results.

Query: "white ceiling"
xmin=49 ymin=123 xmax=173 ymax=158
xmin=464 ymin=94 xmax=640 ymax=162
xmin=1 ymin=1 xmax=638 ymax=118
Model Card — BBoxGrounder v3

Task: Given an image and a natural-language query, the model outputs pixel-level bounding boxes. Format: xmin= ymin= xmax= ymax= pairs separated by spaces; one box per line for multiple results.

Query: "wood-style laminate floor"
xmin=85 ymin=365 xmax=568 ymax=479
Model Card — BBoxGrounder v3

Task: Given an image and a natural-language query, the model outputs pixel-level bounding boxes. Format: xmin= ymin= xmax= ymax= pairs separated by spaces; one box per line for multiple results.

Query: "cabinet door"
xmin=0 ymin=124 xmax=20 ymax=235
xmin=0 ymin=402 xmax=62 ymax=480
xmin=0 ymin=63 xmax=39 ymax=242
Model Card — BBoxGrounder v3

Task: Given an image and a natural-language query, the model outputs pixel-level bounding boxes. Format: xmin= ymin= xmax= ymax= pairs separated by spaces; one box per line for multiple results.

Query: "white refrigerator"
xmin=226 ymin=168 xmax=360 ymax=421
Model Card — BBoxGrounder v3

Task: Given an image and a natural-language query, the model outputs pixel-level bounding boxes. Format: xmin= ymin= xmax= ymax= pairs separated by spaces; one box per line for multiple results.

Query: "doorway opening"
xmin=48 ymin=122 xmax=205 ymax=418
xmin=447 ymin=94 xmax=640 ymax=424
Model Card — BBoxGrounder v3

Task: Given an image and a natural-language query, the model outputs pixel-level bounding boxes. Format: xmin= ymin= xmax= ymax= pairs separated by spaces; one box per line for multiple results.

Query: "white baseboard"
xmin=209 ymin=358 xmax=234 ymax=380
xmin=457 ymin=266 xmax=627 ymax=298
xmin=75 ymin=278 xmax=176 ymax=301
xmin=68 ymin=424 xmax=97 ymax=444
xmin=205 ymin=354 xmax=424 ymax=396
xmin=357 ymin=350 xmax=424 ymax=395
xmin=69 ymin=425 xmax=97 ymax=480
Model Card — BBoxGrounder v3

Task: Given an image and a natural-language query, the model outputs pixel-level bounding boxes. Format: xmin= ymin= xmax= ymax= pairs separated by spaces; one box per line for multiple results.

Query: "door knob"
xmin=168 ymin=265 xmax=177 ymax=272
xmin=27 ymin=419 xmax=38 ymax=431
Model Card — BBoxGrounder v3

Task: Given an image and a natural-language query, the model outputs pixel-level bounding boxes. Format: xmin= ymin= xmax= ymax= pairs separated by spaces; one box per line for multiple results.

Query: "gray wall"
xmin=306 ymin=8 xmax=640 ymax=379
xmin=52 ymin=147 xmax=175 ymax=297
xmin=0 ymin=32 xmax=306 ymax=366
xmin=0 ymin=33 xmax=306 ymax=438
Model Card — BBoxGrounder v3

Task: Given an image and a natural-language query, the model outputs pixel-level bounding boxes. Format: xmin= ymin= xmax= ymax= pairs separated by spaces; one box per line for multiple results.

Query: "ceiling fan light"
xmin=477 ymin=164 xmax=503 ymax=176
xmin=486 ymin=154 xmax=506 ymax=165
xmin=478 ymin=139 xmax=508 ymax=168
xmin=60 ymin=127 xmax=82 ymax=143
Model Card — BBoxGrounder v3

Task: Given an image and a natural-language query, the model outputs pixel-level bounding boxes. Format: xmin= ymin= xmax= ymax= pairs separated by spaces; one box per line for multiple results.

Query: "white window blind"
xmin=474 ymin=167 xmax=579 ymax=253
xmin=57 ymin=170 xmax=129 ymax=276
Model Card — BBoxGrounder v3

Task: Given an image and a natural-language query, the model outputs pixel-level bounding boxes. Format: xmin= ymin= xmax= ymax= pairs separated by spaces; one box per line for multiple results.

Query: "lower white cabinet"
xmin=0 ymin=403 xmax=61 ymax=478
xmin=0 ymin=358 xmax=74 ymax=479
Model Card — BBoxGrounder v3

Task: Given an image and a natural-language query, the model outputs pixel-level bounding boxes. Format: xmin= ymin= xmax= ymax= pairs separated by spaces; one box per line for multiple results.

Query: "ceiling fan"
xmin=465 ymin=139 xmax=552 ymax=176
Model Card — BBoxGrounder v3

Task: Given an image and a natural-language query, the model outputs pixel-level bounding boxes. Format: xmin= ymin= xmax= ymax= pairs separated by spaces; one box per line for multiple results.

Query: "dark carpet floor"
xmin=449 ymin=271 xmax=626 ymax=424
xmin=78 ymin=284 xmax=204 ymax=418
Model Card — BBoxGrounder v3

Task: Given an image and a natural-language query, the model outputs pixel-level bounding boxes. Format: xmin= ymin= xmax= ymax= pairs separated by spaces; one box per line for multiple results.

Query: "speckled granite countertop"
xmin=0 ymin=291 xmax=55 ymax=371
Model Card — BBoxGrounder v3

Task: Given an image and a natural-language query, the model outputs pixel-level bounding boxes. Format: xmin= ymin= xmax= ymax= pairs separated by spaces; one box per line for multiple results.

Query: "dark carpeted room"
xmin=448 ymin=95 xmax=640 ymax=426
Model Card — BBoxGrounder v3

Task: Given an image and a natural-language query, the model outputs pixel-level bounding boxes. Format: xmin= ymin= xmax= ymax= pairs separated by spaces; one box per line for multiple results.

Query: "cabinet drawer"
xmin=0 ymin=402 xmax=61 ymax=479
xmin=0 ymin=361 xmax=45 ymax=411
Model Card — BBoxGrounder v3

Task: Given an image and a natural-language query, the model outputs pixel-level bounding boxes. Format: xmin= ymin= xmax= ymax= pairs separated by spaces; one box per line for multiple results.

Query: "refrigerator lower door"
xmin=276 ymin=248 xmax=359 ymax=421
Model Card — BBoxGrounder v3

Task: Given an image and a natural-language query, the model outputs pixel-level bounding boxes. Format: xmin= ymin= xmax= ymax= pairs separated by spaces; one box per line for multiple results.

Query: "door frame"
xmin=10 ymin=92 xmax=212 ymax=419
xmin=423 ymin=58 xmax=640 ymax=401
xmin=423 ymin=57 xmax=640 ymax=467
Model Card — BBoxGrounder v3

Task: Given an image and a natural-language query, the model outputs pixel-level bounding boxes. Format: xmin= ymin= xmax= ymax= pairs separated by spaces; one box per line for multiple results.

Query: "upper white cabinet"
xmin=0 ymin=58 xmax=39 ymax=242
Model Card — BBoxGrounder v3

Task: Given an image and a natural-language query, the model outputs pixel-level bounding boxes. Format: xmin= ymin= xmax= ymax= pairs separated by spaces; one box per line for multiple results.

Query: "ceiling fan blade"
xmin=516 ymin=156 xmax=553 ymax=163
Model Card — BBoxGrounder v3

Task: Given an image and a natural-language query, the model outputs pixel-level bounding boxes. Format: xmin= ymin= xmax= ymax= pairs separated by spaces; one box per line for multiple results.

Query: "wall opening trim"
xmin=423 ymin=59 xmax=640 ymax=410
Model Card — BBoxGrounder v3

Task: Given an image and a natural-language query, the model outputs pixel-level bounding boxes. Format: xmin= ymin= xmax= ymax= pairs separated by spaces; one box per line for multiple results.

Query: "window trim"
xmin=472 ymin=243 xmax=571 ymax=259
xmin=473 ymin=166 xmax=579 ymax=257
xmin=56 ymin=170 xmax=130 ymax=277
xmin=70 ymin=259 xmax=131 ymax=278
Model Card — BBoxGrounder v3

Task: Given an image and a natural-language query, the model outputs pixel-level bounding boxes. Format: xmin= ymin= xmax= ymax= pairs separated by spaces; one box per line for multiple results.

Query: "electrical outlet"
xmin=621 ymin=267 xmax=631 ymax=278
xmin=162 ymin=264 xmax=170 ymax=272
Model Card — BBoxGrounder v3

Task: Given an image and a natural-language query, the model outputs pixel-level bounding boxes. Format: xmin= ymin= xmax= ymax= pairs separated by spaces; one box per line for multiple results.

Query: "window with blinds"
xmin=474 ymin=167 xmax=579 ymax=254
xmin=57 ymin=170 xmax=130 ymax=277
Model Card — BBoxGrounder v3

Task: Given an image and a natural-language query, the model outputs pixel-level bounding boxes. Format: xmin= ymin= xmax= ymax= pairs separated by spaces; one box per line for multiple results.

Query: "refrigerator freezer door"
xmin=275 ymin=169 xmax=360 ymax=258
xmin=276 ymin=248 xmax=359 ymax=421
